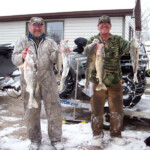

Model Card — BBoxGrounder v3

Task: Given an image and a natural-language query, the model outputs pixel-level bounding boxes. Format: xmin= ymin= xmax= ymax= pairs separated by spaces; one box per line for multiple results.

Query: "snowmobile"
xmin=0 ymin=44 xmax=21 ymax=97
xmin=58 ymin=37 xmax=149 ymax=128
xmin=59 ymin=38 xmax=148 ymax=107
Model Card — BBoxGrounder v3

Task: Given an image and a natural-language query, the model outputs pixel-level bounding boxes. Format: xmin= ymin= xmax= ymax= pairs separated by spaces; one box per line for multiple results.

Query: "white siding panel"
xmin=0 ymin=21 xmax=25 ymax=45
xmin=64 ymin=17 xmax=123 ymax=49
xmin=125 ymin=16 xmax=135 ymax=41
xmin=0 ymin=17 xmax=124 ymax=49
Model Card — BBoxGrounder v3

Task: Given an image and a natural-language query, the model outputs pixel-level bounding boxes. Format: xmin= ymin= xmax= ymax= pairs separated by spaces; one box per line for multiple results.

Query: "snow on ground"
xmin=1 ymin=79 xmax=150 ymax=150
xmin=126 ymin=94 xmax=150 ymax=113
xmin=0 ymin=117 xmax=150 ymax=150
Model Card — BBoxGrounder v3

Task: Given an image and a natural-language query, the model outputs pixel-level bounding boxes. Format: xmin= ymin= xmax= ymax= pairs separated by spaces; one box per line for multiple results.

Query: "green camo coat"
xmin=84 ymin=33 xmax=130 ymax=87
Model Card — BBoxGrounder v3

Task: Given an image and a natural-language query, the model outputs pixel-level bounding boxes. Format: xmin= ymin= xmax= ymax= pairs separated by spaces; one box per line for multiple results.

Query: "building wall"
xmin=0 ymin=17 xmax=123 ymax=48
xmin=125 ymin=16 xmax=135 ymax=41
xmin=0 ymin=21 xmax=25 ymax=45
xmin=64 ymin=17 xmax=123 ymax=48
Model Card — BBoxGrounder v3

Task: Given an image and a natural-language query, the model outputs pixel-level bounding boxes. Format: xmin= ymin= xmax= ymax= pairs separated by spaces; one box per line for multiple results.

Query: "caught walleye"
xmin=24 ymin=48 xmax=38 ymax=109
xmin=59 ymin=40 xmax=71 ymax=91
xmin=56 ymin=49 xmax=62 ymax=78
xmin=85 ymin=40 xmax=107 ymax=91
xmin=130 ymin=38 xmax=139 ymax=83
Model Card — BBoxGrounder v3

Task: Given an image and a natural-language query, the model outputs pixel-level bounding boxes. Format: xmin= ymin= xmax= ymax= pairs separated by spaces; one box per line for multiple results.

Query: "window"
xmin=46 ymin=21 xmax=63 ymax=44
xmin=129 ymin=26 xmax=134 ymax=41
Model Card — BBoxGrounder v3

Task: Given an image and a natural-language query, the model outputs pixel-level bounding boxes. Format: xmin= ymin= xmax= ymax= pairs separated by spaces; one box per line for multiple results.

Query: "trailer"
xmin=60 ymin=84 xmax=150 ymax=126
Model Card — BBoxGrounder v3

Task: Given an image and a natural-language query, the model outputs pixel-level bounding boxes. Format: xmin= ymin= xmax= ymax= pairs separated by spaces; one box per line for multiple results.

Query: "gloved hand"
xmin=96 ymin=44 xmax=104 ymax=56
xmin=131 ymin=38 xmax=139 ymax=49
xmin=22 ymin=48 xmax=28 ymax=60
xmin=87 ymin=39 xmax=100 ymax=50
xmin=92 ymin=39 xmax=99 ymax=45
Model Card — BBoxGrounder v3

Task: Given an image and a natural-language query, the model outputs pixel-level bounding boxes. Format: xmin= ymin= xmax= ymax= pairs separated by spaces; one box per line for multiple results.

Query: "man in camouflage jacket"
xmin=84 ymin=15 xmax=131 ymax=146
xmin=12 ymin=17 xmax=63 ymax=150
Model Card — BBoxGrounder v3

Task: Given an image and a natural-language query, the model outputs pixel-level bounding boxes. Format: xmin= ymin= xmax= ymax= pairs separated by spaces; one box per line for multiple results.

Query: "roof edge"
xmin=0 ymin=9 xmax=133 ymax=22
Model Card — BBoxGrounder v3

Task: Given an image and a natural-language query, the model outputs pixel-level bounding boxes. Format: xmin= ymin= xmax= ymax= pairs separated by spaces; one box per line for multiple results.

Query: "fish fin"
xmin=32 ymin=98 xmax=38 ymax=108
xmin=26 ymin=85 xmax=30 ymax=92
xmin=28 ymin=98 xmax=38 ymax=109
xmin=96 ymin=83 xmax=107 ymax=91
xmin=133 ymin=74 xmax=138 ymax=83
xmin=84 ymin=82 xmax=89 ymax=90
xmin=59 ymin=81 xmax=64 ymax=91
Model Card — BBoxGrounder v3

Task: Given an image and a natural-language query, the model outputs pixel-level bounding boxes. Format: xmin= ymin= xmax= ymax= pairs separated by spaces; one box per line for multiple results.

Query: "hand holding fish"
xmin=130 ymin=38 xmax=139 ymax=83
xmin=85 ymin=40 xmax=107 ymax=91
xmin=96 ymin=44 xmax=104 ymax=56
xmin=22 ymin=48 xmax=28 ymax=60
xmin=59 ymin=40 xmax=72 ymax=90
xmin=92 ymin=39 xmax=99 ymax=45
xmin=59 ymin=40 xmax=72 ymax=54
xmin=24 ymin=49 xmax=38 ymax=109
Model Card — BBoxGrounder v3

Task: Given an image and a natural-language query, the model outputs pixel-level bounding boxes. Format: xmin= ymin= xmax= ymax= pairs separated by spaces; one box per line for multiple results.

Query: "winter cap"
xmin=29 ymin=17 xmax=44 ymax=25
xmin=98 ymin=15 xmax=111 ymax=25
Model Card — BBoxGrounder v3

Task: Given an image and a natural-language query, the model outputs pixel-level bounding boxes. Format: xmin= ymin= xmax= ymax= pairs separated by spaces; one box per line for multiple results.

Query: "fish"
xmin=85 ymin=40 xmax=107 ymax=91
xmin=95 ymin=44 xmax=107 ymax=91
xmin=130 ymin=38 xmax=139 ymax=83
xmin=56 ymin=50 xmax=62 ymax=78
xmin=59 ymin=40 xmax=71 ymax=91
xmin=24 ymin=49 xmax=38 ymax=109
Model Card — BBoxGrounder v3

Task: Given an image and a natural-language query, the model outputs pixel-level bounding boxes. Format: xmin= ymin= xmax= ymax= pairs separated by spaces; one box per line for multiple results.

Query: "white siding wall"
xmin=64 ymin=17 xmax=123 ymax=49
xmin=125 ymin=16 xmax=135 ymax=41
xmin=0 ymin=17 xmax=123 ymax=48
xmin=0 ymin=21 xmax=25 ymax=45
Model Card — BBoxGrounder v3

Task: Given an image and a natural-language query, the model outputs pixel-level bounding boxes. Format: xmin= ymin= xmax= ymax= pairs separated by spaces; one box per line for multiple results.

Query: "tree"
xmin=140 ymin=8 xmax=150 ymax=42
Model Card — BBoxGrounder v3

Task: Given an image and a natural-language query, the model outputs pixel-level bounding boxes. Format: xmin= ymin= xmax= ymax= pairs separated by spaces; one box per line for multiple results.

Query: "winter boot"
xmin=51 ymin=141 xmax=64 ymax=150
xmin=88 ymin=135 xmax=102 ymax=147
xmin=29 ymin=142 xmax=41 ymax=150
xmin=112 ymin=137 xmax=125 ymax=146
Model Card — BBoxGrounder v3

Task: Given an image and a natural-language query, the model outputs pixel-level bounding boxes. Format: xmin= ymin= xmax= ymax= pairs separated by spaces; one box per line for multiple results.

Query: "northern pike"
xmin=24 ymin=49 xmax=38 ymax=109
xmin=59 ymin=40 xmax=71 ymax=90
xmin=130 ymin=38 xmax=139 ymax=83
xmin=85 ymin=40 xmax=107 ymax=91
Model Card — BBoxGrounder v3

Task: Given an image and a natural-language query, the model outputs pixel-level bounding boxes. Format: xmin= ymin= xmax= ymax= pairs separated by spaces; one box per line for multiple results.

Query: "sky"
xmin=0 ymin=0 xmax=149 ymax=17
xmin=0 ymin=0 xmax=136 ymax=16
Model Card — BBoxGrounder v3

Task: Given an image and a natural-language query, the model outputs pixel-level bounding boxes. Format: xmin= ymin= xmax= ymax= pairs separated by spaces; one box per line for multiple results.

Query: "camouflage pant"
xmin=91 ymin=80 xmax=124 ymax=137
xmin=21 ymin=79 xmax=62 ymax=143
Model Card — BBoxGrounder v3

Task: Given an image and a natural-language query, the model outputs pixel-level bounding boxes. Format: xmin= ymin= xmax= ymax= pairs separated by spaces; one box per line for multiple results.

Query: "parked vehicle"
xmin=0 ymin=44 xmax=21 ymax=97
xmin=59 ymin=38 xmax=149 ymax=108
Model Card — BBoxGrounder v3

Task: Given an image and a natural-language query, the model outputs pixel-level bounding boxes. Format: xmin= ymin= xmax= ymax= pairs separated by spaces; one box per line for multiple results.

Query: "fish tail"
xmin=96 ymin=83 xmax=107 ymax=91
xmin=133 ymin=73 xmax=138 ymax=83
xmin=28 ymin=97 xmax=38 ymax=109
xmin=84 ymin=81 xmax=89 ymax=90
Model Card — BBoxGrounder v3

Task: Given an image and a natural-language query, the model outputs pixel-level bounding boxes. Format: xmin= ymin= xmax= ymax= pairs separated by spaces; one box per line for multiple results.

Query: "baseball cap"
xmin=98 ymin=15 xmax=111 ymax=24
xmin=29 ymin=17 xmax=44 ymax=25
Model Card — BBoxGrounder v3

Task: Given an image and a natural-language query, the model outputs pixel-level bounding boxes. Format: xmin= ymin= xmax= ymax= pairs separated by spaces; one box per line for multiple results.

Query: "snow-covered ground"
xmin=1 ymin=77 xmax=150 ymax=150
xmin=0 ymin=96 xmax=150 ymax=150
xmin=0 ymin=118 xmax=150 ymax=150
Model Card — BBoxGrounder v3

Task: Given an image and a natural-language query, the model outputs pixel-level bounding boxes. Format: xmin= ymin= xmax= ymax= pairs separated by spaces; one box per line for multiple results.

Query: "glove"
xmin=96 ymin=44 xmax=104 ymax=56
xmin=131 ymin=38 xmax=139 ymax=49
xmin=22 ymin=48 xmax=30 ymax=60
xmin=92 ymin=39 xmax=99 ymax=45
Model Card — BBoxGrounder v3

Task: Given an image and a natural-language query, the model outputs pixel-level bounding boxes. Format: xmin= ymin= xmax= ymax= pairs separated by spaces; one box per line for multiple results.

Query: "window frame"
xmin=45 ymin=20 xmax=64 ymax=43
xmin=129 ymin=26 xmax=134 ymax=41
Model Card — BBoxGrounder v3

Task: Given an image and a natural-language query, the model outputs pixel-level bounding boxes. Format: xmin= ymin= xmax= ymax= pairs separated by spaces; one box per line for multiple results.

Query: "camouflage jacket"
xmin=84 ymin=33 xmax=130 ymax=86
xmin=12 ymin=33 xmax=59 ymax=89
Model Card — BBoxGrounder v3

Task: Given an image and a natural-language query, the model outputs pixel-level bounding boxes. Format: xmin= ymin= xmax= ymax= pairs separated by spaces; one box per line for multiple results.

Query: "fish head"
xmin=60 ymin=40 xmax=69 ymax=51
xmin=131 ymin=38 xmax=139 ymax=48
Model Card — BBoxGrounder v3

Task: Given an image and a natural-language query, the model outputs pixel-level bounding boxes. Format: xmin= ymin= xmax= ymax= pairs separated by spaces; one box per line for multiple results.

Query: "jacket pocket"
xmin=103 ymin=71 xmax=119 ymax=87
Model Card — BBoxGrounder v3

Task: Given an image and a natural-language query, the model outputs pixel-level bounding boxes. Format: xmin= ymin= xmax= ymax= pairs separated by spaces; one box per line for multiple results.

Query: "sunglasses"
xmin=99 ymin=22 xmax=111 ymax=25
xmin=99 ymin=20 xmax=110 ymax=23
xmin=32 ymin=24 xmax=43 ymax=28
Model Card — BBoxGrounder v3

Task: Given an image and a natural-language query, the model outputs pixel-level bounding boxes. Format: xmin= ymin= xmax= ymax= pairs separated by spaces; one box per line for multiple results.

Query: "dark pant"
xmin=21 ymin=80 xmax=62 ymax=143
xmin=91 ymin=80 xmax=124 ymax=137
